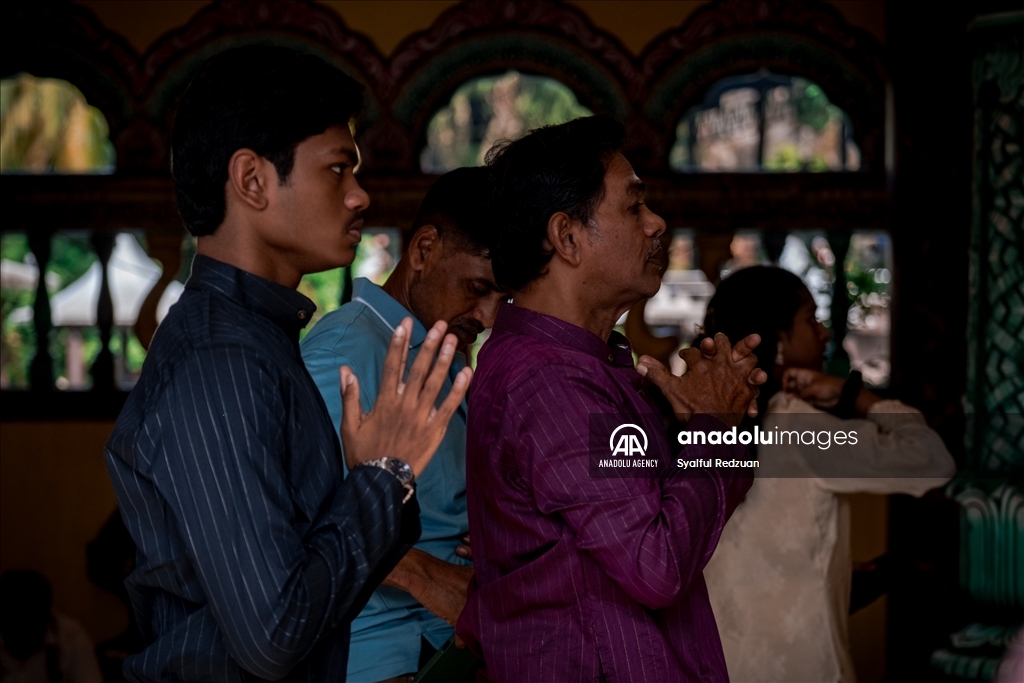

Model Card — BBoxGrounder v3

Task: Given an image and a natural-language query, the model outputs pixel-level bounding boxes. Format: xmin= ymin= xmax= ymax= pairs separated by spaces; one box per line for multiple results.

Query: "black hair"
xmin=701 ymin=265 xmax=810 ymax=417
xmin=484 ymin=114 xmax=627 ymax=291
xmin=409 ymin=166 xmax=493 ymax=256
xmin=171 ymin=45 xmax=364 ymax=237
xmin=0 ymin=570 xmax=53 ymax=661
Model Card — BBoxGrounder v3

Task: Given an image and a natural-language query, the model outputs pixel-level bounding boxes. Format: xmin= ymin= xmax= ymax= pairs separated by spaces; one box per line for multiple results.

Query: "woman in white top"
xmin=699 ymin=266 xmax=956 ymax=683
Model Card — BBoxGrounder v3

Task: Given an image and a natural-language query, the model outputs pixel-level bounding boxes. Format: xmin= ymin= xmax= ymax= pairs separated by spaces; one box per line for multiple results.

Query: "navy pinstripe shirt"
xmin=105 ymin=255 xmax=419 ymax=683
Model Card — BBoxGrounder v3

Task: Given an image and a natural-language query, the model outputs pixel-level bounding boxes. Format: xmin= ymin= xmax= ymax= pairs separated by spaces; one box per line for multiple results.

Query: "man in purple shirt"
xmin=456 ymin=115 xmax=765 ymax=682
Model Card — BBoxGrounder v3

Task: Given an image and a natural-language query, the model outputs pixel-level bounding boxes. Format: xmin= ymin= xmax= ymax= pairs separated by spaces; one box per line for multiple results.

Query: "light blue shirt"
xmin=300 ymin=278 xmax=469 ymax=683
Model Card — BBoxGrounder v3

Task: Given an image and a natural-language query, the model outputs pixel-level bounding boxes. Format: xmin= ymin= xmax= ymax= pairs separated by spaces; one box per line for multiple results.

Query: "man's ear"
xmin=546 ymin=212 xmax=584 ymax=267
xmin=226 ymin=148 xmax=273 ymax=211
xmin=406 ymin=224 xmax=440 ymax=272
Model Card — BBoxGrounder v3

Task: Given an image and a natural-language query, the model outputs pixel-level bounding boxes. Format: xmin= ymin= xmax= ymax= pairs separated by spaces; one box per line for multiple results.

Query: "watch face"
xmin=386 ymin=458 xmax=412 ymax=484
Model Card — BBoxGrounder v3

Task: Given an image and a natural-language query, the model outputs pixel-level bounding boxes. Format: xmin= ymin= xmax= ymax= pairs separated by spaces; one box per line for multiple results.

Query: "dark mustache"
xmin=452 ymin=319 xmax=485 ymax=337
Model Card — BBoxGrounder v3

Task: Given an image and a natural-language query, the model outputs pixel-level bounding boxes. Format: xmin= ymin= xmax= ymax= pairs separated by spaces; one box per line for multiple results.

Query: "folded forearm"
xmin=382 ymin=547 xmax=432 ymax=595
xmin=312 ymin=466 xmax=421 ymax=622
xmin=205 ymin=467 xmax=418 ymax=678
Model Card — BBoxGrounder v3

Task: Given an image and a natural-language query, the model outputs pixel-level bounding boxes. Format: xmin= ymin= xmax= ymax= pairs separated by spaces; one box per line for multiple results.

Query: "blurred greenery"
xmin=48 ymin=233 xmax=97 ymax=286
xmin=1 ymin=73 xmax=115 ymax=385
xmin=299 ymin=268 xmax=345 ymax=341
xmin=1 ymin=232 xmax=107 ymax=388
xmin=791 ymin=80 xmax=838 ymax=132
xmin=764 ymin=144 xmax=802 ymax=171
xmin=422 ymin=71 xmax=592 ymax=173
xmin=845 ymin=237 xmax=891 ymax=323
xmin=1 ymin=73 xmax=115 ymax=173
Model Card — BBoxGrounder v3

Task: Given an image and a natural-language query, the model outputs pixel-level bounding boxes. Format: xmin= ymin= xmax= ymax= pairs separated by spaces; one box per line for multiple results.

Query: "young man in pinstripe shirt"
xmin=105 ymin=46 xmax=471 ymax=683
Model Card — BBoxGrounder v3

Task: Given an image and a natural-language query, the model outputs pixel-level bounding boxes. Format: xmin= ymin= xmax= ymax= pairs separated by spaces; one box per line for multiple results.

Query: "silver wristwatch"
xmin=358 ymin=457 xmax=415 ymax=504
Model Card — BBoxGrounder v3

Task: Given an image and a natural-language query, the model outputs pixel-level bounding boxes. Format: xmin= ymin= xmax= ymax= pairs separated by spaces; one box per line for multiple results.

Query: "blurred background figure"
xmin=0 ymin=570 xmax=102 ymax=683
xmin=699 ymin=266 xmax=956 ymax=683
xmin=86 ymin=511 xmax=142 ymax=683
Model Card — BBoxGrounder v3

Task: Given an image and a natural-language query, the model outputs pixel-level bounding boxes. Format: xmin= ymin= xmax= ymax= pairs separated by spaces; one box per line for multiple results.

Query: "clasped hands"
xmin=637 ymin=333 xmax=768 ymax=427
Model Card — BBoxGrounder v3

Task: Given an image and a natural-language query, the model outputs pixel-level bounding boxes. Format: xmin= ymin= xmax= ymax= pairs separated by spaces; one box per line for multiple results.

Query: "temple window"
xmin=1 ymin=73 xmax=115 ymax=174
xmin=421 ymin=70 xmax=592 ymax=173
xmin=669 ymin=70 xmax=860 ymax=173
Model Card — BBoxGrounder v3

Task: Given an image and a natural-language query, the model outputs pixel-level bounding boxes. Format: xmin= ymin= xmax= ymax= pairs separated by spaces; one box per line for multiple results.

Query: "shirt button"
xmin=297 ymin=310 xmax=308 ymax=320
xmin=608 ymin=353 xmax=614 ymax=362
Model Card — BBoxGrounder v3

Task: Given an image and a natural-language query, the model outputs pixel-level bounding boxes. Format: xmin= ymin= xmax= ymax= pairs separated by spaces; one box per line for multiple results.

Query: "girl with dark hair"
xmin=699 ymin=266 xmax=955 ymax=682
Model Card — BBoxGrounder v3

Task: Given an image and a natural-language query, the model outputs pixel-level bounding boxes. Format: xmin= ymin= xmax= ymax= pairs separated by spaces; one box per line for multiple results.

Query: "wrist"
xmin=833 ymin=371 xmax=863 ymax=419
xmin=354 ymin=457 xmax=416 ymax=503
xmin=854 ymin=388 xmax=882 ymax=416
xmin=383 ymin=548 xmax=432 ymax=595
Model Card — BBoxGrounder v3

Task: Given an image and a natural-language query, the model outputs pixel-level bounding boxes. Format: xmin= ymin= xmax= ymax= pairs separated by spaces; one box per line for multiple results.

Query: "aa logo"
xmin=610 ymin=424 xmax=648 ymax=457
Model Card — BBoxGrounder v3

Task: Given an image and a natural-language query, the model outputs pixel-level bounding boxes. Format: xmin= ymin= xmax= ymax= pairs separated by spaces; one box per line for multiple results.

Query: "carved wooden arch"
xmin=3 ymin=3 xmax=138 ymax=168
xmin=135 ymin=0 xmax=390 ymax=171
xmin=639 ymin=0 xmax=889 ymax=172
xmin=379 ymin=0 xmax=637 ymax=173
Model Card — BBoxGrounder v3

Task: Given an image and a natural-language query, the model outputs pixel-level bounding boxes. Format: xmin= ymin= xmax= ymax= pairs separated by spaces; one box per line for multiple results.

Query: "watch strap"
xmin=356 ymin=457 xmax=415 ymax=504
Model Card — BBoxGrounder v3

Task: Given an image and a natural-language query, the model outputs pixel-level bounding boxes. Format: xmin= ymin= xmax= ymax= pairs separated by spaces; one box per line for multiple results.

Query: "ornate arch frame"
xmin=4 ymin=0 xmax=890 ymax=177
xmin=3 ymin=0 xmax=392 ymax=173
xmin=2 ymin=0 xmax=895 ymax=395
xmin=639 ymin=0 xmax=889 ymax=173
xmin=373 ymin=0 xmax=635 ymax=172
xmin=3 ymin=3 xmax=138 ymax=161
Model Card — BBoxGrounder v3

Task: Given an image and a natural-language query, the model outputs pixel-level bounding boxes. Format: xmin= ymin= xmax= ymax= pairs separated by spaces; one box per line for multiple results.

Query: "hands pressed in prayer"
xmin=340 ymin=318 xmax=473 ymax=477
xmin=636 ymin=333 xmax=767 ymax=427
xmin=382 ymin=548 xmax=475 ymax=626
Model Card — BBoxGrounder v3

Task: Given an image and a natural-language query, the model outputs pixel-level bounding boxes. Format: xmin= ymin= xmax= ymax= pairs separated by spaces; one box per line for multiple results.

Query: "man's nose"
xmin=478 ymin=294 xmax=502 ymax=329
xmin=345 ymin=181 xmax=370 ymax=212
xmin=645 ymin=211 xmax=667 ymax=238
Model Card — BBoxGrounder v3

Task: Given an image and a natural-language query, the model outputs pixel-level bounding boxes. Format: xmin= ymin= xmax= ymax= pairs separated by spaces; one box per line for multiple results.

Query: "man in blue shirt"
xmin=302 ymin=167 xmax=503 ymax=683
xmin=105 ymin=47 xmax=472 ymax=683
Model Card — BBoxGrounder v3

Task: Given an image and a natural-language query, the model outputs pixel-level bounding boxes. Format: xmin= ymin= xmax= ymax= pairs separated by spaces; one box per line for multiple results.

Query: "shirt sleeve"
xmin=768 ymin=394 xmax=956 ymax=495
xmin=508 ymin=363 xmax=752 ymax=611
xmin=145 ymin=344 xmax=417 ymax=679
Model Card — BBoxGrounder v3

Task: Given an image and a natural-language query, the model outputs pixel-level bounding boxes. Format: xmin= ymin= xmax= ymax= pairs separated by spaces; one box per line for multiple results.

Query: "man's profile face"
xmin=410 ymin=245 xmax=504 ymax=348
xmin=265 ymin=124 xmax=369 ymax=273
xmin=580 ymin=152 xmax=667 ymax=308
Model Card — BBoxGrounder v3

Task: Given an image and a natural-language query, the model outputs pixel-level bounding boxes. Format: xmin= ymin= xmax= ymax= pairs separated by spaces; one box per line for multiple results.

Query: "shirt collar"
xmin=493 ymin=302 xmax=635 ymax=367
xmin=351 ymin=278 xmax=429 ymax=348
xmin=185 ymin=255 xmax=316 ymax=340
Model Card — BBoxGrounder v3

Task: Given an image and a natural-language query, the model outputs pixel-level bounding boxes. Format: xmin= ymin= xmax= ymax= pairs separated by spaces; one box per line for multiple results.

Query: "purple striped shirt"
xmin=457 ymin=303 xmax=753 ymax=682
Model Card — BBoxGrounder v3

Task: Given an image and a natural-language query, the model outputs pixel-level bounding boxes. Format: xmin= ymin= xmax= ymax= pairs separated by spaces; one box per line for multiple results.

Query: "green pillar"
xmin=932 ymin=12 xmax=1024 ymax=682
